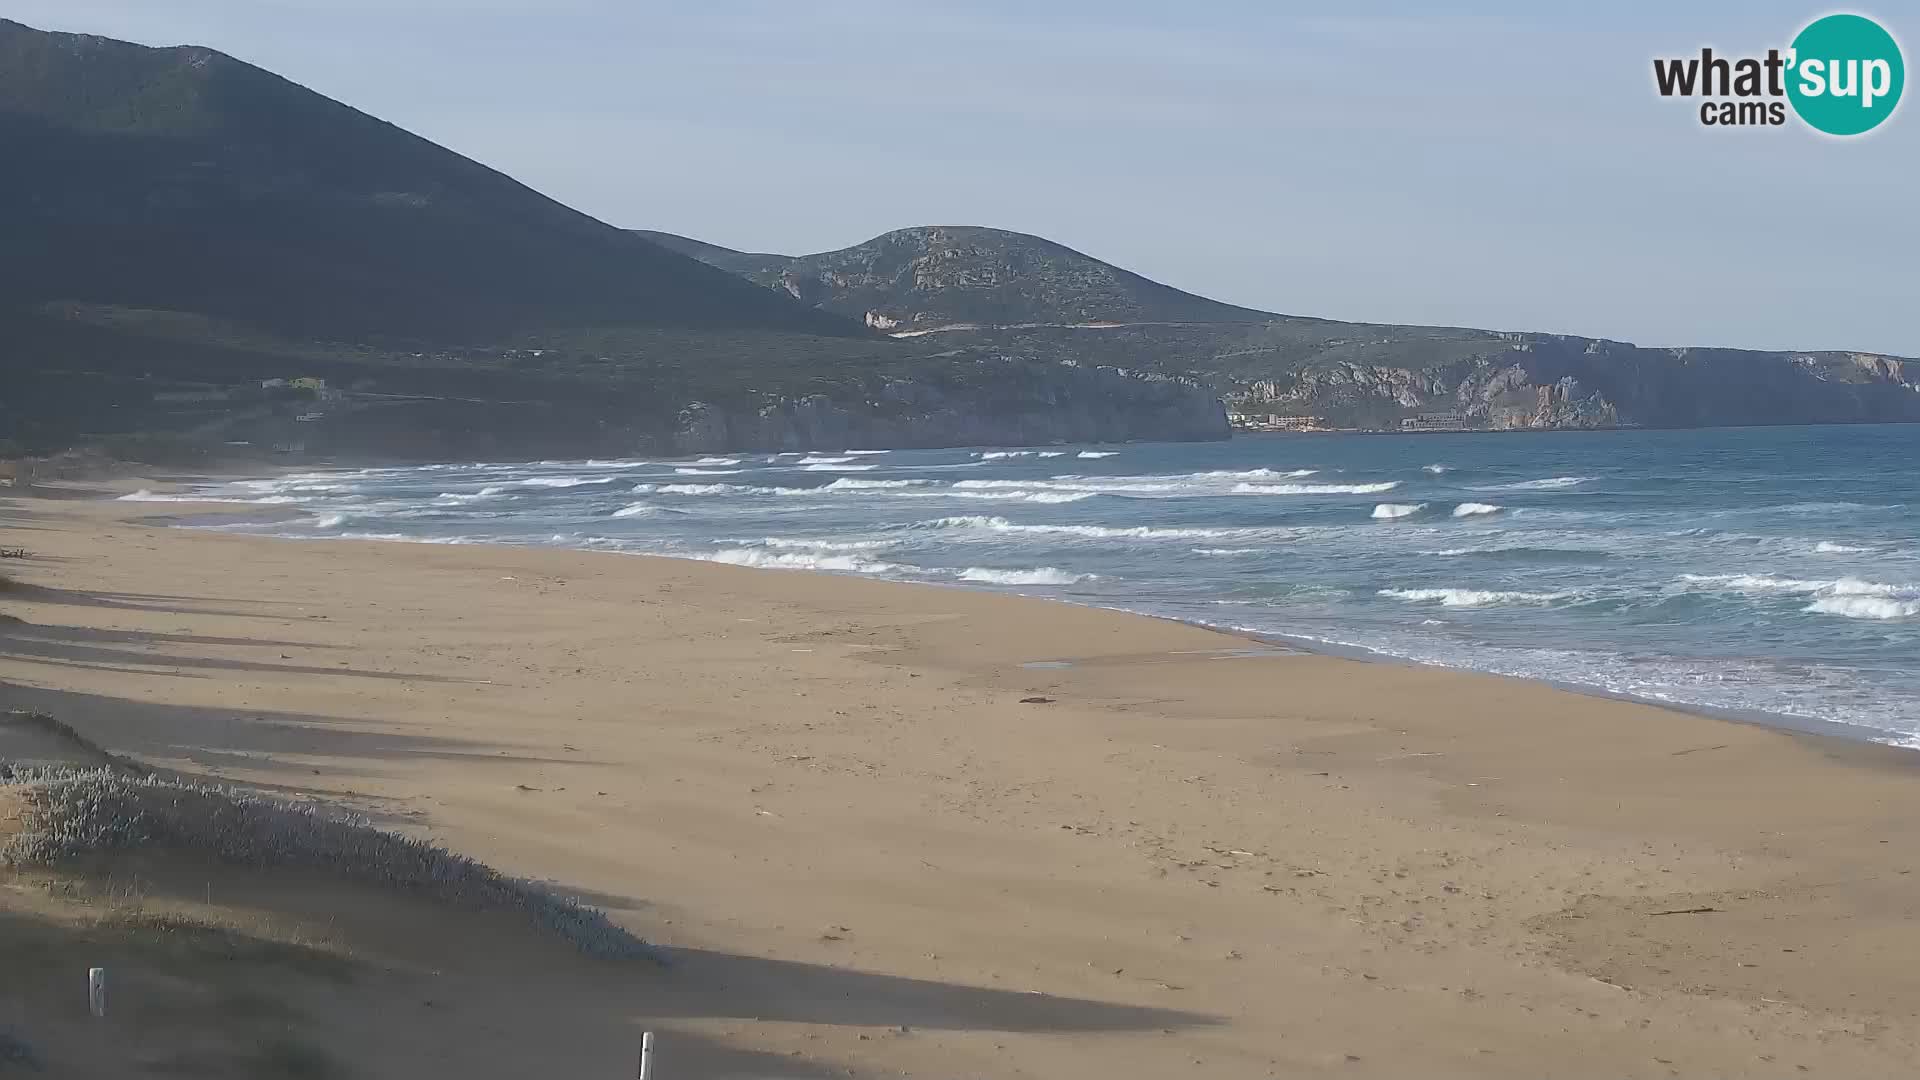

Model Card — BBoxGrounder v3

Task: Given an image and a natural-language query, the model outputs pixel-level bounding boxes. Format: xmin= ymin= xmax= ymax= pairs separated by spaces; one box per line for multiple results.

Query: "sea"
xmin=126 ymin=425 xmax=1920 ymax=747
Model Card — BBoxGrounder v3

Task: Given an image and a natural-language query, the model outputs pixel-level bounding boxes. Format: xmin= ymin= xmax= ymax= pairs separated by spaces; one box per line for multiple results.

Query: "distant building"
xmin=1229 ymin=413 xmax=1325 ymax=432
xmin=1401 ymin=412 xmax=1472 ymax=432
xmin=291 ymin=377 xmax=327 ymax=391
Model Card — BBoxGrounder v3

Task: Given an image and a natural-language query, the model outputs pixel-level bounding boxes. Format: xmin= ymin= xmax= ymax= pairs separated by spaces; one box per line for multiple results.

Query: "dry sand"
xmin=4 ymin=484 xmax=1920 ymax=1078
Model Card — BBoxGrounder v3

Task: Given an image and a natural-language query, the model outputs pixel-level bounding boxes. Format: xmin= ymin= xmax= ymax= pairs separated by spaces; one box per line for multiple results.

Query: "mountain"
xmin=635 ymin=225 xmax=1273 ymax=331
xmin=0 ymin=19 xmax=859 ymax=343
xmin=0 ymin=21 xmax=1225 ymax=458
xmin=657 ymin=226 xmax=1920 ymax=432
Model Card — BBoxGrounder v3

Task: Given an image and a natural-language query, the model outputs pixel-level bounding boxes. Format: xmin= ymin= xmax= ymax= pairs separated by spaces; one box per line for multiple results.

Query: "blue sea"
xmin=130 ymin=425 xmax=1920 ymax=746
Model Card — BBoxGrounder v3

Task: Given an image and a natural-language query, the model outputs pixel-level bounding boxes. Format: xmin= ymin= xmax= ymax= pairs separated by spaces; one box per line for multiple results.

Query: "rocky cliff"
xmin=1223 ymin=337 xmax=1920 ymax=429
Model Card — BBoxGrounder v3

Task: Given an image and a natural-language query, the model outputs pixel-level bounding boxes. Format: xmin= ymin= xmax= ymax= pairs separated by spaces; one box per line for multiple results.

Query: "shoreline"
xmin=122 ymin=472 xmax=1910 ymax=754
xmin=8 ymin=482 xmax=1920 ymax=1075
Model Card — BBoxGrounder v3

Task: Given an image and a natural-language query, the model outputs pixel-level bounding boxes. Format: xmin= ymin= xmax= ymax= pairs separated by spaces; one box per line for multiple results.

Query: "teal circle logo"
xmin=1787 ymin=14 xmax=1904 ymax=135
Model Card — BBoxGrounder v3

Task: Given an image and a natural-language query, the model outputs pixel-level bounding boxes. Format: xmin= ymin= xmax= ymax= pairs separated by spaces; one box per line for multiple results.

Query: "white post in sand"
xmin=87 ymin=967 xmax=107 ymax=1018
xmin=638 ymin=1031 xmax=655 ymax=1079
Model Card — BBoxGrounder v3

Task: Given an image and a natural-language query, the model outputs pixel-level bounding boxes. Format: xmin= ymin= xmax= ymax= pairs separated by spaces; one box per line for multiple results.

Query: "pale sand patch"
xmin=2 ymin=486 xmax=1919 ymax=1077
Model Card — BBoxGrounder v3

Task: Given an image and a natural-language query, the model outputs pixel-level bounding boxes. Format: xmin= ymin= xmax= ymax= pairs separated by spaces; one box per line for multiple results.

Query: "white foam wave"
xmin=1678 ymin=573 xmax=1911 ymax=598
xmin=611 ymin=503 xmax=657 ymax=518
xmin=701 ymin=548 xmax=906 ymax=575
xmin=1806 ymin=596 xmax=1920 ymax=620
xmin=798 ymin=455 xmax=854 ymax=465
xmin=813 ymin=478 xmax=932 ymax=491
xmin=801 ymin=463 xmax=878 ymax=472
xmin=916 ymin=516 xmax=1237 ymax=540
xmin=1423 ymin=464 xmax=1451 ymax=474
xmin=1077 ymin=451 xmax=1120 ymax=458
xmin=1379 ymin=588 xmax=1571 ymax=607
xmin=843 ymin=450 xmax=892 ymax=456
xmin=1371 ymin=502 xmax=1428 ymax=520
xmin=1194 ymin=547 xmax=1263 ymax=556
xmin=478 ymin=476 xmax=614 ymax=495
xmin=675 ymin=467 xmax=743 ymax=475
xmin=1196 ymin=468 xmax=1318 ymax=479
xmin=694 ymin=456 xmax=742 ymax=465
xmin=308 ymin=512 xmax=350 ymax=529
xmin=904 ymin=489 xmax=1096 ymax=503
xmin=1815 ymin=541 xmax=1870 ymax=554
xmin=656 ymin=483 xmax=781 ymax=496
xmin=957 ymin=478 xmax=1173 ymax=494
xmin=1452 ymin=502 xmax=1504 ymax=517
xmin=919 ymin=515 xmax=1012 ymax=530
xmin=434 ymin=492 xmax=499 ymax=505
xmin=751 ymin=536 xmax=897 ymax=552
xmin=958 ymin=567 xmax=1092 ymax=585
xmin=1485 ymin=476 xmax=1594 ymax=491
xmin=1234 ymin=481 xmax=1400 ymax=495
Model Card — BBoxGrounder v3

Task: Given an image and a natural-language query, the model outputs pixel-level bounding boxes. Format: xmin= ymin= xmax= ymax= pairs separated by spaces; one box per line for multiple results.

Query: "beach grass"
xmin=0 ymin=767 xmax=654 ymax=960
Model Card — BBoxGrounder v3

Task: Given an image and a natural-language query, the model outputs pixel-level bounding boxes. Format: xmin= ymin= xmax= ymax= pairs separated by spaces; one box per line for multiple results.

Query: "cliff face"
xmin=671 ymin=359 xmax=1228 ymax=453
xmin=1224 ymin=338 xmax=1920 ymax=429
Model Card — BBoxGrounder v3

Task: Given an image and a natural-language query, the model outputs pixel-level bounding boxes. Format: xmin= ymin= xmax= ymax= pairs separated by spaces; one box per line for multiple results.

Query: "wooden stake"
xmin=88 ymin=968 xmax=107 ymax=1018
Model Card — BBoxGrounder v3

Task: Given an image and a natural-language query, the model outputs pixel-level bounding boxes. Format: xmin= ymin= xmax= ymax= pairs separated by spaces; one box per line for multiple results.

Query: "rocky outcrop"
xmin=1219 ymin=336 xmax=1920 ymax=430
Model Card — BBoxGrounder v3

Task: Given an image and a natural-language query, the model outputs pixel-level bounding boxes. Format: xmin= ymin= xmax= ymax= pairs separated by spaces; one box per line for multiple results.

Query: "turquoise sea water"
xmin=132 ymin=425 xmax=1920 ymax=745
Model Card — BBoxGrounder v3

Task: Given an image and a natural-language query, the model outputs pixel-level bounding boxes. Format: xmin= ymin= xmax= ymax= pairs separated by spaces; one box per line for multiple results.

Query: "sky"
xmin=9 ymin=1 xmax=1917 ymax=355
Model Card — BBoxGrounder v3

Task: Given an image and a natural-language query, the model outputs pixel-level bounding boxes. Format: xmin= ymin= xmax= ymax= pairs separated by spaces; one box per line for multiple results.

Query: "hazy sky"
xmin=11 ymin=2 xmax=1917 ymax=355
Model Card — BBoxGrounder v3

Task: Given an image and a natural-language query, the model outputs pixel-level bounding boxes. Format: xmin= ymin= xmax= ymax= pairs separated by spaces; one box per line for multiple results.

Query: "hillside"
xmin=0 ymin=19 xmax=865 ymax=344
xmin=0 ymin=20 xmax=1225 ymax=458
xmin=658 ymin=225 xmax=1920 ymax=431
xmin=638 ymin=226 xmax=1274 ymax=331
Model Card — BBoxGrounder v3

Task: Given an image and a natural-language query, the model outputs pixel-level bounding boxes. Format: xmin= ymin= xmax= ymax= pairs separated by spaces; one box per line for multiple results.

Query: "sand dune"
xmin=4 ymin=484 xmax=1920 ymax=1077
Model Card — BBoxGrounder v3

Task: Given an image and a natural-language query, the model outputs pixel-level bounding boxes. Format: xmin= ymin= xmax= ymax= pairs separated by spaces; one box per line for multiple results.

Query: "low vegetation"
xmin=0 ymin=767 xmax=652 ymax=960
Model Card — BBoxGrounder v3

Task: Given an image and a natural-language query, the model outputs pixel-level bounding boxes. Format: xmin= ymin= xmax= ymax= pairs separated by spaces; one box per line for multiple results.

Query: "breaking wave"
xmin=1234 ymin=481 xmax=1399 ymax=495
xmin=700 ymin=548 xmax=907 ymax=575
xmin=1371 ymin=502 xmax=1428 ymax=520
xmin=1451 ymin=502 xmax=1504 ymax=517
xmin=1379 ymin=587 xmax=1572 ymax=607
xmin=1483 ymin=476 xmax=1594 ymax=491
xmin=1806 ymin=596 xmax=1920 ymax=620
xmin=958 ymin=567 xmax=1092 ymax=585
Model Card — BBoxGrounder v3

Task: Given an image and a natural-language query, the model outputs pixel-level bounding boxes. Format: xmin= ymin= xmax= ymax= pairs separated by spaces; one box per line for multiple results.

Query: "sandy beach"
xmin=5 ymin=482 xmax=1920 ymax=1078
